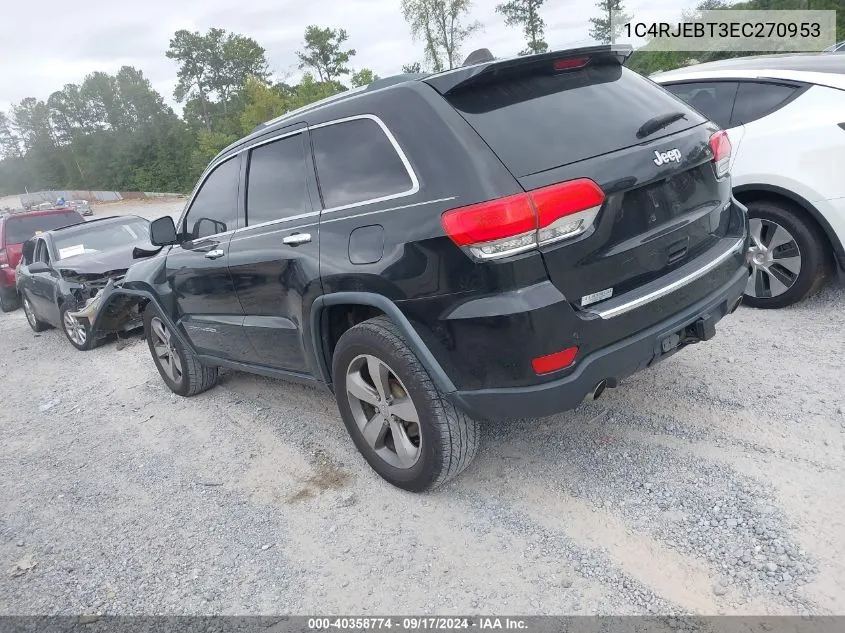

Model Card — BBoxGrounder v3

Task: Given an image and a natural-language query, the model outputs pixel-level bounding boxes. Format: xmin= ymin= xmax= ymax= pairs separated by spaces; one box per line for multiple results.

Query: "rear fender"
xmin=310 ymin=292 xmax=455 ymax=394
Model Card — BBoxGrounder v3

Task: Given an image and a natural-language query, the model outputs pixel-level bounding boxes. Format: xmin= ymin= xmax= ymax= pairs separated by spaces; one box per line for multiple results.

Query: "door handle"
xmin=204 ymin=249 xmax=225 ymax=260
xmin=283 ymin=233 xmax=312 ymax=246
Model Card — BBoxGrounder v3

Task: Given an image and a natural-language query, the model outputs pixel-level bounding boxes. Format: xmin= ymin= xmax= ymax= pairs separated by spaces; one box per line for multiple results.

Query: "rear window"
xmin=311 ymin=117 xmax=414 ymax=209
xmin=729 ymin=81 xmax=798 ymax=126
xmin=4 ymin=211 xmax=84 ymax=244
xmin=446 ymin=65 xmax=705 ymax=177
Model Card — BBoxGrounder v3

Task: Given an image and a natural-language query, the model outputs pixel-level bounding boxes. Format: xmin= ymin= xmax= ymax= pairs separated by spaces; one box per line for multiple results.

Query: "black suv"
xmin=93 ymin=46 xmax=750 ymax=491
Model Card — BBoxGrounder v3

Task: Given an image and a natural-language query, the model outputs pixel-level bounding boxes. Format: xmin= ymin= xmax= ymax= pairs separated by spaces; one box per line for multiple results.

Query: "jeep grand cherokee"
xmin=91 ymin=46 xmax=750 ymax=491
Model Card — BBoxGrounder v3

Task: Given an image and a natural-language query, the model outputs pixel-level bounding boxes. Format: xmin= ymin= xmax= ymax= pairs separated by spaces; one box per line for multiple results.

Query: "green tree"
xmin=0 ymin=113 xmax=22 ymax=159
xmin=215 ymin=34 xmax=270 ymax=110
xmin=496 ymin=0 xmax=548 ymax=54
xmin=190 ymin=130 xmax=237 ymax=179
xmin=167 ymin=28 xmax=268 ymax=130
xmin=113 ymin=66 xmax=172 ymax=130
xmin=79 ymin=71 xmax=124 ymax=130
xmin=289 ymin=73 xmax=347 ymax=110
xmin=401 ymin=0 xmax=482 ymax=71
xmin=589 ymin=0 xmax=631 ymax=44
xmin=12 ymin=98 xmax=55 ymax=151
xmin=296 ymin=26 xmax=357 ymax=82
xmin=47 ymin=84 xmax=88 ymax=143
xmin=239 ymin=77 xmax=289 ymax=133
xmin=350 ymin=68 xmax=381 ymax=87
xmin=402 ymin=61 xmax=424 ymax=73
xmin=167 ymin=29 xmax=218 ymax=130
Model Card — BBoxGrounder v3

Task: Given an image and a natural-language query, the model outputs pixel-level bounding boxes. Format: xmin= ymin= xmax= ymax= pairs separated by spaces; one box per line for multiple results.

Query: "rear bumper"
xmin=449 ymin=264 xmax=750 ymax=421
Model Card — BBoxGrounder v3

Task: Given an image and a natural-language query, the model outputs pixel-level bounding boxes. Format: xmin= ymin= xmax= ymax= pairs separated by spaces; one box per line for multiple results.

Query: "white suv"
xmin=652 ymin=54 xmax=845 ymax=308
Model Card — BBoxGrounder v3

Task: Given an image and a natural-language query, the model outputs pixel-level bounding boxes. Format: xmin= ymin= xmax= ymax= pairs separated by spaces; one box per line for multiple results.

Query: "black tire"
xmin=143 ymin=304 xmax=218 ymax=397
xmin=744 ymin=200 xmax=829 ymax=309
xmin=21 ymin=292 xmax=49 ymax=332
xmin=0 ymin=289 xmax=20 ymax=312
xmin=60 ymin=304 xmax=97 ymax=351
xmin=332 ymin=315 xmax=480 ymax=492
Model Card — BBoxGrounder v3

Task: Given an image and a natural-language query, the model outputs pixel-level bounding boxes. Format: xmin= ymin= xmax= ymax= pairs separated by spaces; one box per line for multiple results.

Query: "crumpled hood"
xmin=56 ymin=242 xmax=156 ymax=278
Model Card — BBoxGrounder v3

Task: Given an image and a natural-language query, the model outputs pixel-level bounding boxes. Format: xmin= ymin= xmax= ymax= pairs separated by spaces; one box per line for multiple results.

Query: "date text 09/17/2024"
xmin=307 ymin=618 xmax=528 ymax=630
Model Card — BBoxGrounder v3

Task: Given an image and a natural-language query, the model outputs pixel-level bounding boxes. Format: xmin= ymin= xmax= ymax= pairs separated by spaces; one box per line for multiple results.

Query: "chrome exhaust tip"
xmin=589 ymin=379 xmax=607 ymax=401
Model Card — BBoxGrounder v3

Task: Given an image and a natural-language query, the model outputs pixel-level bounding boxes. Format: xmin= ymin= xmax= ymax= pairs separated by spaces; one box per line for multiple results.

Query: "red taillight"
xmin=709 ymin=130 xmax=732 ymax=178
xmin=441 ymin=179 xmax=605 ymax=259
xmin=554 ymin=57 xmax=589 ymax=71
xmin=532 ymin=179 xmax=605 ymax=228
xmin=440 ymin=193 xmax=536 ymax=247
xmin=532 ymin=346 xmax=579 ymax=375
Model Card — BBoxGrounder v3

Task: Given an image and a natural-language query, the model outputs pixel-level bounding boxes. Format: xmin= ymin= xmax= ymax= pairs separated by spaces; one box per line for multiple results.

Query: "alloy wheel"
xmin=150 ymin=316 xmax=183 ymax=383
xmin=23 ymin=296 xmax=36 ymax=328
xmin=23 ymin=295 xmax=36 ymax=328
xmin=62 ymin=311 xmax=87 ymax=346
xmin=345 ymin=354 xmax=422 ymax=469
xmin=746 ymin=217 xmax=802 ymax=299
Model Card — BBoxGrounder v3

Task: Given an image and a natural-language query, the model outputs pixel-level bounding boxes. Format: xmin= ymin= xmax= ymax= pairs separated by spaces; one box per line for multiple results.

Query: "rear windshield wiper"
xmin=636 ymin=111 xmax=688 ymax=139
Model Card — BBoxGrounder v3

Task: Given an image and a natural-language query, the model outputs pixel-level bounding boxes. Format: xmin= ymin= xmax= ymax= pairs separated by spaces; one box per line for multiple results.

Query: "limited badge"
xmin=581 ymin=287 xmax=613 ymax=307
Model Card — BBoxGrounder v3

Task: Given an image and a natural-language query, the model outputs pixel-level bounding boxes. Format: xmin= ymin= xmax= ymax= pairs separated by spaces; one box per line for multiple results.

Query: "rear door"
xmin=166 ymin=155 xmax=252 ymax=362
xmin=227 ymin=127 xmax=321 ymax=373
xmin=441 ymin=54 xmax=736 ymax=311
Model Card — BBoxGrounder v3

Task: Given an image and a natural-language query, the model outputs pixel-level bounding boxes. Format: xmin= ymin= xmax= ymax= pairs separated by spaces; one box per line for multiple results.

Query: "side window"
xmin=34 ymin=240 xmax=50 ymax=265
xmin=183 ymin=157 xmax=241 ymax=240
xmin=246 ymin=134 xmax=310 ymax=225
xmin=664 ymin=81 xmax=738 ymax=129
xmin=311 ymin=117 xmax=415 ymax=210
xmin=729 ymin=82 xmax=798 ymax=127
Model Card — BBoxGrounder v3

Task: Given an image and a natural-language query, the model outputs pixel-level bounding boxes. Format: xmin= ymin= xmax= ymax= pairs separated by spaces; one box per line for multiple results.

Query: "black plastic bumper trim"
xmin=449 ymin=265 xmax=750 ymax=422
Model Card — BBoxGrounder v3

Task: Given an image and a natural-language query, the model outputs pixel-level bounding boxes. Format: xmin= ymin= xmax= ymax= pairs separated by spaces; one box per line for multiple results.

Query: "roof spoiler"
xmin=425 ymin=45 xmax=633 ymax=95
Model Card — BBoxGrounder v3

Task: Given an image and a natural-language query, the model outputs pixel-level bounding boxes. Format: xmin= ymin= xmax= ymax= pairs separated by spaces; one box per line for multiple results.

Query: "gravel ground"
xmin=1 ymin=199 xmax=843 ymax=616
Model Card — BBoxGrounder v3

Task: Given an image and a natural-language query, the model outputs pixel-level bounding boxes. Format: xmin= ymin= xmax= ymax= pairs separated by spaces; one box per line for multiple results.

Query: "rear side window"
xmin=729 ymin=81 xmax=798 ymax=126
xmin=311 ymin=117 xmax=414 ymax=209
xmin=184 ymin=157 xmax=240 ymax=239
xmin=35 ymin=239 xmax=50 ymax=264
xmin=445 ymin=65 xmax=705 ymax=177
xmin=4 ymin=211 xmax=83 ymax=244
xmin=663 ymin=81 xmax=739 ymax=129
xmin=246 ymin=134 xmax=310 ymax=225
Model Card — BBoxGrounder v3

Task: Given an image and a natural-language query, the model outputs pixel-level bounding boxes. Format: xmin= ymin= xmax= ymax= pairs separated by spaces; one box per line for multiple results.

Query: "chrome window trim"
xmin=236 ymin=210 xmax=321 ymax=233
xmin=310 ymin=114 xmax=421 ymax=213
xmin=319 ymin=197 xmax=457 ymax=224
xmin=588 ymin=237 xmax=746 ymax=319
xmin=176 ymin=130 xmax=305 ymax=232
xmin=177 ymin=114 xmax=422 ymax=240
xmin=229 ymin=221 xmax=319 ymax=244
xmin=176 ymin=153 xmax=243 ymax=236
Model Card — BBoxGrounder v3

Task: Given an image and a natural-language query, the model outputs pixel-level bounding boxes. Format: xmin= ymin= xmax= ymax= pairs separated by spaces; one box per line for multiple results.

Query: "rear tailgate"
xmin=438 ymin=49 xmax=740 ymax=315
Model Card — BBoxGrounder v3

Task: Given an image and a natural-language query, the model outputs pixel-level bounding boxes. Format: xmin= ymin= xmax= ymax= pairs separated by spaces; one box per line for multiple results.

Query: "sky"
xmin=0 ymin=0 xmax=693 ymax=114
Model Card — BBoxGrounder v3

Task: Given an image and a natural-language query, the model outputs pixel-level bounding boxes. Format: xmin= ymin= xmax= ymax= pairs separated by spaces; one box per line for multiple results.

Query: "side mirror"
xmin=28 ymin=261 xmax=50 ymax=274
xmin=150 ymin=216 xmax=178 ymax=246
